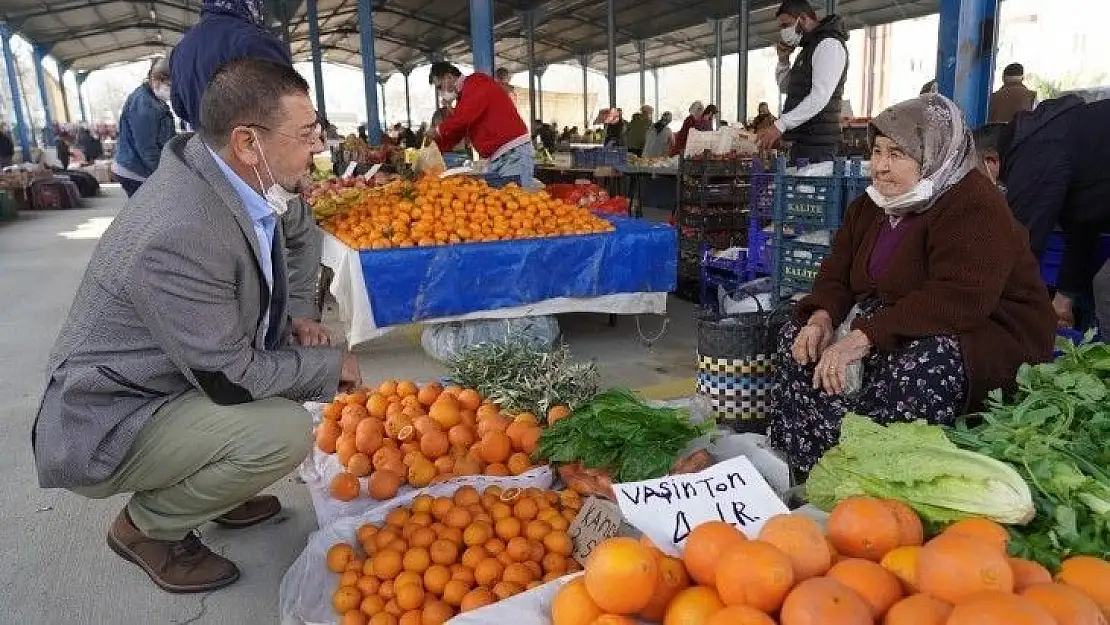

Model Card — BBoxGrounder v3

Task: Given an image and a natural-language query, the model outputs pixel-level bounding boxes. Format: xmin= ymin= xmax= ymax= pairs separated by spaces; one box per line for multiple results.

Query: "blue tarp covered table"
xmin=356 ymin=217 xmax=676 ymax=326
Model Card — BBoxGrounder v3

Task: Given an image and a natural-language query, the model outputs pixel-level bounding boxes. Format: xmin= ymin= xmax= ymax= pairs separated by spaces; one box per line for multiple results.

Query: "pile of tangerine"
xmin=322 ymin=176 xmax=616 ymax=250
xmin=318 ymin=381 xmax=549 ymax=502
xmin=327 ymin=485 xmax=584 ymax=625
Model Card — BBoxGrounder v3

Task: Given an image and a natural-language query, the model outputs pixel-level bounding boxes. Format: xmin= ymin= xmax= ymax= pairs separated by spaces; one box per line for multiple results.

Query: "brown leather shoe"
xmin=107 ymin=510 xmax=240 ymax=593
xmin=212 ymin=495 xmax=282 ymax=529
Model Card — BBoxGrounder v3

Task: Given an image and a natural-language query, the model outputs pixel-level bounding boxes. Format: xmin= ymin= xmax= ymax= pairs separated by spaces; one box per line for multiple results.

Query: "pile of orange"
xmin=326 ymin=485 xmax=584 ymax=624
xmin=552 ymin=496 xmax=1110 ymax=625
xmin=318 ymin=381 xmax=550 ymax=502
xmin=322 ymin=176 xmax=616 ymax=250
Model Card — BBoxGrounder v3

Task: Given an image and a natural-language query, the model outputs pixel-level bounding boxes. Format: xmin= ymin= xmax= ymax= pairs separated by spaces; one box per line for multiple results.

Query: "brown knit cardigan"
xmin=794 ymin=170 xmax=1056 ymax=409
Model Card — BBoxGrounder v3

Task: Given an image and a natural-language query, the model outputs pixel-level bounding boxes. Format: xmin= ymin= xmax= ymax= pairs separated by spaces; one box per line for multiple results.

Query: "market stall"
xmin=312 ymin=175 xmax=676 ymax=347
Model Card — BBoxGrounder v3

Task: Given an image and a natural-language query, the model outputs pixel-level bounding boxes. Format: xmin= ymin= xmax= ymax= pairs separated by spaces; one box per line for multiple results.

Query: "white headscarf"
xmin=867 ymin=94 xmax=977 ymax=217
xmin=689 ymin=101 xmax=705 ymax=118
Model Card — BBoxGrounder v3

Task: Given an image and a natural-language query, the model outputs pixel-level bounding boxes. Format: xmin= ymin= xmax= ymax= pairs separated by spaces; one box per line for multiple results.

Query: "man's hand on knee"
xmin=291 ymin=317 xmax=331 ymax=347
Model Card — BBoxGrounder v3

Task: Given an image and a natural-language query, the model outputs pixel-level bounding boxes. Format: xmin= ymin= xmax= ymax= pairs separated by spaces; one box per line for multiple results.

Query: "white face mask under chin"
xmin=781 ymin=21 xmax=803 ymax=47
xmin=251 ymin=132 xmax=297 ymax=216
xmin=866 ymin=179 xmax=935 ymax=215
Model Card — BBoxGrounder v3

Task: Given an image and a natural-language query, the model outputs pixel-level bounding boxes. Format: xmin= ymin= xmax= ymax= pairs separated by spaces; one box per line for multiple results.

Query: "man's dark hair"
xmin=776 ymin=0 xmax=817 ymax=18
xmin=972 ymin=123 xmax=1007 ymax=156
xmin=429 ymin=61 xmax=462 ymax=85
xmin=199 ymin=58 xmax=309 ymax=148
xmin=1003 ymin=63 xmax=1024 ymax=78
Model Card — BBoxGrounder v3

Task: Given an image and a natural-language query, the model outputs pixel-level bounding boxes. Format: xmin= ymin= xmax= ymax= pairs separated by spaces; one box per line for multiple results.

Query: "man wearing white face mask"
xmin=757 ymin=0 xmax=849 ymax=164
xmin=32 ymin=59 xmax=362 ymax=594
xmin=113 ymin=57 xmax=176 ymax=197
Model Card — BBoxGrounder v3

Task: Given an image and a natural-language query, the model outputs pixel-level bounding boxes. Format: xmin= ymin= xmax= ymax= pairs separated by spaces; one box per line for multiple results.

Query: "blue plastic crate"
xmin=443 ymin=152 xmax=469 ymax=168
xmin=775 ymin=239 xmax=831 ymax=297
xmin=571 ymin=148 xmax=596 ymax=168
xmin=746 ymin=227 xmax=775 ymax=279
xmin=748 ymin=159 xmax=778 ymax=222
xmin=776 ymin=174 xmax=844 ymax=228
xmin=700 ymin=246 xmax=749 ymax=310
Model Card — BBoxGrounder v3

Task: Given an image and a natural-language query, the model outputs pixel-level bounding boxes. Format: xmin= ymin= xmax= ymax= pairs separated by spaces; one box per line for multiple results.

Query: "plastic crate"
xmin=775 ymin=172 xmax=844 ymax=228
xmin=680 ymin=179 xmax=751 ymax=205
xmin=676 ymin=205 xmax=747 ymax=231
xmin=746 ymin=227 xmax=774 ymax=279
xmin=443 ymin=152 xmax=469 ymax=168
xmin=843 ymin=158 xmax=870 ymax=208
xmin=700 ymin=247 xmax=749 ymax=310
xmin=748 ymin=159 xmax=778 ymax=222
xmin=775 ymin=239 xmax=831 ymax=297
xmin=679 ymin=155 xmax=756 ymax=177
xmin=572 ymin=148 xmax=626 ymax=168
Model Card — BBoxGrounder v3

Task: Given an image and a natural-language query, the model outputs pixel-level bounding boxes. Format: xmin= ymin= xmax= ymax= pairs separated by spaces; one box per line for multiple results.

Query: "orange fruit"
xmin=552 ymin=577 xmax=605 ymax=625
xmin=943 ymin=517 xmax=1009 ymax=554
xmin=403 ymin=547 xmax=432 ymax=574
xmin=367 ymin=470 xmax=403 ymax=501
xmin=337 ymin=433 xmax=359 ymax=466
xmin=947 ymin=591 xmax=1057 ymax=625
xmin=682 ymin=520 xmax=748 ymax=586
xmin=1057 ymin=556 xmax=1110 ymax=618
xmin=458 ymin=588 xmax=495 ymax=612
xmin=473 ymin=557 xmax=504 ymax=588
xmin=583 ymin=537 xmax=658 ymax=615
xmin=705 ymin=606 xmax=776 ymax=625
xmin=547 ymin=405 xmax=572 ymax=424
xmin=421 ymin=600 xmax=453 ymax=625
xmin=417 ymin=383 xmax=443 ymax=407
xmin=429 ymin=401 xmax=461 ymax=430
xmin=316 ymin=420 xmax=342 ymax=453
xmin=478 ymin=431 xmax=512 ymax=464
xmin=447 ymin=425 xmax=476 ymax=449
xmin=827 ymin=496 xmax=901 ymax=562
xmin=715 ymin=540 xmax=795 ymax=613
xmin=544 ymin=531 xmax=573 ymax=557
xmin=590 ymin=617 xmax=637 ymax=625
xmin=883 ymin=594 xmax=953 ymax=625
xmin=428 ymin=539 xmax=459 ymax=566
xmin=323 ymin=400 xmax=345 ymax=421
xmin=330 ymin=472 xmax=361 ymax=501
xmin=328 ymin=543 xmax=355 ymax=573
xmin=397 ymin=381 xmax=418 ymax=398
xmin=456 ymin=389 xmax=482 ymax=411
xmin=369 ymin=613 xmax=397 ymax=625
xmin=348 ymin=453 xmax=373 ymax=477
xmin=917 ymin=534 xmax=1014 ymax=603
xmin=880 ymin=499 xmax=924 ymax=547
xmin=419 ymin=430 xmax=450 ymax=460
xmin=356 ymin=420 xmax=385 ymax=455
xmin=367 ymin=393 xmax=390 ymax=418
xmin=639 ymin=550 xmax=690 ymax=622
xmin=422 ymin=564 xmax=451 ymax=596
xmin=779 ymin=577 xmax=872 ymax=625
xmin=1023 ymin=582 xmax=1107 ymax=625
xmin=1010 ymin=557 xmax=1053 ymax=592
xmin=757 ymin=514 xmax=833 ymax=581
xmin=879 ymin=545 xmax=921 ymax=593
xmin=395 ymin=582 xmax=425 ymax=611
xmin=372 ymin=549 xmax=405 ymax=581
xmin=826 ymin=558 xmax=904 ymax=619
xmin=341 ymin=404 xmax=370 ymax=433
xmin=662 ymin=586 xmax=725 ymax=625
xmin=517 ymin=426 xmax=543 ymax=454
xmin=505 ymin=420 xmax=532 ymax=449
xmin=441 ymin=579 xmax=471 ymax=607
xmin=334 ymin=586 xmax=364 ymax=614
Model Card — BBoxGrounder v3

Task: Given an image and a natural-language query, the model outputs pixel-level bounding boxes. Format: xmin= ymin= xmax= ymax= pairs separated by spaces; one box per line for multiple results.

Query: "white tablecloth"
xmin=320 ymin=233 xmax=668 ymax=347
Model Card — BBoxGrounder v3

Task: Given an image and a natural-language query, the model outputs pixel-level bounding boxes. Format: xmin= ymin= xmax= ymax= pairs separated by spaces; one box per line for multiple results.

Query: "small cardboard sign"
xmin=567 ymin=496 xmax=623 ymax=565
xmin=342 ymin=162 xmax=358 ymax=178
xmin=614 ymin=455 xmax=790 ymax=557
xmin=363 ymin=163 xmax=382 ymax=180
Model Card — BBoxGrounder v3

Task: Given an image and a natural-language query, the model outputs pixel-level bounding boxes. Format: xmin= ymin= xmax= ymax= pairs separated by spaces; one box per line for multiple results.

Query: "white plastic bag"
xmin=447 ymin=574 xmax=579 ymax=624
xmin=279 ymin=476 xmax=559 ymax=625
xmin=420 ymin=316 xmax=561 ymax=364
xmin=299 ymin=444 xmax=554 ymax=528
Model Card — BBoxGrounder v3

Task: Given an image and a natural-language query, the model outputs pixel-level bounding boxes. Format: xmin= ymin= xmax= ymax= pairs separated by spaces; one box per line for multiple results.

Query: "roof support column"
xmin=936 ymin=0 xmax=998 ymax=127
xmin=606 ymin=0 xmax=617 ymax=109
xmin=737 ymin=0 xmax=750 ymax=124
xmin=402 ymin=69 xmax=412 ymax=127
xmin=536 ymin=66 xmax=546 ymax=121
xmin=825 ymin=0 xmax=837 ymax=14
xmin=525 ymin=10 xmax=537 ymax=129
xmin=636 ymin=41 xmax=646 ymax=110
xmin=378 ymin=76 xmax=389 ymax=128
xmin=33 ymin=45 xmax=55 ymax=146
xmin=712 ymin=19 xmax=723 ymax=118
xmin=307 ymin=0 xmax=327 ymax=120
xmin=356 ymin=0 xmax=382 ymax=144
xmin=652 ymin=67 xmax=660 ymax=116
xmin=0 ymin=25 xmax=31 ymax=162
xmin=75 ymin=71 xmax=89 ymax=124
xmin=578 ymin=54 xmax=591 ymax=129
xmin=469 ymin=0 xmax=495 ymax=75
xmin=56 ymin=64 xmax=72 ymax=123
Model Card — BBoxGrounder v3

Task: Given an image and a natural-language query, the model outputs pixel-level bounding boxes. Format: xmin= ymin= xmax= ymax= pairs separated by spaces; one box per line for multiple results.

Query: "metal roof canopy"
xmin=1 ymin=0 xmax=939 ymax=76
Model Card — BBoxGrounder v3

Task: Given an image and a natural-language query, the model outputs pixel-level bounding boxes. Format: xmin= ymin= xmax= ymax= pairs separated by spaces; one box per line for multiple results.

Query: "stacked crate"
xmin=675 ymin=155 xmax=753 ymax=300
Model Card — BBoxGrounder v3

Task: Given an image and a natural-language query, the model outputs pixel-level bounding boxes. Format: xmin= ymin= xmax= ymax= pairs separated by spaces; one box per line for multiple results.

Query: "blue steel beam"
xmin=936 ymin=0 xmax=999 ymax=127
xmin=578 ymin=54 xmax=591 ymax=128
xmin=525 ymin=11 xmax=537 ymax=128
xmin=737 ymin=0 xmax=750 ymax=123
xmin=469 ymin=0 xmax=495 ymax=75
xmin=306 ymin=0 xmax=327 ymax=120
xmin=606 ymin=0 xmax=616 ymax=108
xmin=33 ymin=44 xmax=55 ymax=144
xmin=0 ymin=25 xmax=31 ymax=162
xmin=356 ymin=0 xmax=382 ymax=144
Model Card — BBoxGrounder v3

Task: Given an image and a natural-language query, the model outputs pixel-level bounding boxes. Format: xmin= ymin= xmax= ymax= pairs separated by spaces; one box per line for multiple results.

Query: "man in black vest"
xmin=756 ymin=0 xmax=849 ymax=164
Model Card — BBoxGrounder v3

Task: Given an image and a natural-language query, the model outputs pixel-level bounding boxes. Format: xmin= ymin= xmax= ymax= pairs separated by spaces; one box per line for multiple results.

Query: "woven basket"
xmin=695 ymin=299 xmax=790 ymax=433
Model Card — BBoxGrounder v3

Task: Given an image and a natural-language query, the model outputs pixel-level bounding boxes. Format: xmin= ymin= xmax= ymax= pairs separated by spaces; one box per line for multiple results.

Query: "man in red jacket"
xmin=428 ymin=62 xmax=534 ymax=185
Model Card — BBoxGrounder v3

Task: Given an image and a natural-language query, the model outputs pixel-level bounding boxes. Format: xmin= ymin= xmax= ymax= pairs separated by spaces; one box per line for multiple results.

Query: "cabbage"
xmin=805 ymin=414 xmax=1035 ymax=525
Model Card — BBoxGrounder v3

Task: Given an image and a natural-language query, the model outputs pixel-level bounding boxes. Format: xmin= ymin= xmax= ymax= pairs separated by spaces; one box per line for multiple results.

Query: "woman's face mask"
xmin=152 ymin=82 xmax=171 ymax=102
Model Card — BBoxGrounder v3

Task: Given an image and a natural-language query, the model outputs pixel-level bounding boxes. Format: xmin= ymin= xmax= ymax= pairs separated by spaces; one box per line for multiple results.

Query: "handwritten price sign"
xmin=567 ymin=497 xmax=623 ymax=565
xmin=613 ymin=455 xmax=789 ymax=557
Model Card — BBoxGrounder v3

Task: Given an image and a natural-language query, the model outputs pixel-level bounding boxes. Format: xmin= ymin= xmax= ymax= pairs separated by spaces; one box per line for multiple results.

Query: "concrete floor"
xmin=0 ymin=187 xmax=697 ymax=624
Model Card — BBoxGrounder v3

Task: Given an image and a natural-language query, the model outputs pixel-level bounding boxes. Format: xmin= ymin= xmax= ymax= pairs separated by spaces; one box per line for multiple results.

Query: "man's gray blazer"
xmin=33 ymin=133 xmax=341 ymax=489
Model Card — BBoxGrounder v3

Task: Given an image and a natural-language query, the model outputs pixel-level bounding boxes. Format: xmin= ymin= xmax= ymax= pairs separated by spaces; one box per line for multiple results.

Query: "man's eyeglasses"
xmin=247 ymin=123 xmax=322 ymax=146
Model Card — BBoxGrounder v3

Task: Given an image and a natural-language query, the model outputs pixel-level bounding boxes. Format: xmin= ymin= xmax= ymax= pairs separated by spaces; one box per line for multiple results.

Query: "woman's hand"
xmin=792 ymin=310 xmax=834 ymax=365
xmin=813 ymin=330 xmax=872 ymax=395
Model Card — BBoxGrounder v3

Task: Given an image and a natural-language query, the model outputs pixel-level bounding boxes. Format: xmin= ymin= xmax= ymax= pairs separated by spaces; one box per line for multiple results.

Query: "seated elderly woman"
xmin=768 ymin=94 xmax=1056 ymax=473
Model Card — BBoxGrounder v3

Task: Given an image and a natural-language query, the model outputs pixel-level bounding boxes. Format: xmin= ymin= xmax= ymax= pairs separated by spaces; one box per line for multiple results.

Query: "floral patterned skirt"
xmin=767 ymin=313 xmax=967 ymax=473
